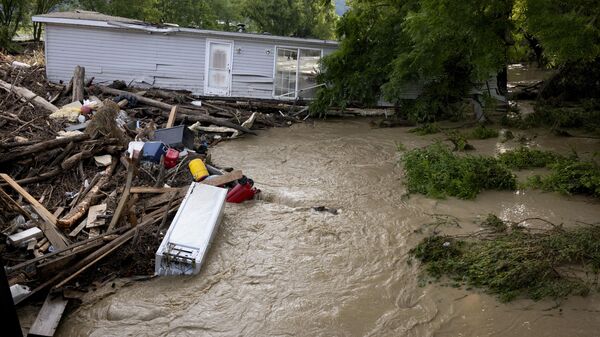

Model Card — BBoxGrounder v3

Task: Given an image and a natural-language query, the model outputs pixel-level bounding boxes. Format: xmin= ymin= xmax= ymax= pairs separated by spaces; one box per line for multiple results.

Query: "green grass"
xmin=402 ymin=143 xmax=516 ymax=199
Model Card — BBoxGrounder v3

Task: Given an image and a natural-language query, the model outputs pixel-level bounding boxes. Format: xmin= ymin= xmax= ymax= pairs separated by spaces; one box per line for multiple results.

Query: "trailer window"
xmin=274 ymin=47 xmax=322 ymax=99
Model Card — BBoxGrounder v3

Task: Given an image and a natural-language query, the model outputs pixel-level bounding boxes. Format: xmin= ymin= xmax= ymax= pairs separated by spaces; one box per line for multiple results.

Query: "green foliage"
xmin=446 ymin=130 xmax=475 ymax=152
xmin=313 ymin=0 xmax=513 ymax=119
xmin=409 ymin=123 xmax=441 ymax=135
xmin=498 ymin=147 xmax=565 ymax=169
xmin=410 ymin=220 xmax=600 ymax=301
xmin=0 ymin=0 xmax=28 ymax=52
xmin=525 ymin=0 xmax=600 ymax=64
xmin=242 ymin=0 xmax=336 ymax=38
xmin=467 ymin=125 xmax=499 ymax=140
xmin=501 ymin=102 xmax=600 ymax=132
xmin=529 ymin=159 xmax=600 ymax=198
xmin=401 ymin=143 xmax=516 ymax=199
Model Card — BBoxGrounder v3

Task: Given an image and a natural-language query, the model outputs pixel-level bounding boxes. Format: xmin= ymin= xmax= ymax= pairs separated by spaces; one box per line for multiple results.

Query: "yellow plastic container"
xmin=189 ymin=159 xmax=209 ymax=182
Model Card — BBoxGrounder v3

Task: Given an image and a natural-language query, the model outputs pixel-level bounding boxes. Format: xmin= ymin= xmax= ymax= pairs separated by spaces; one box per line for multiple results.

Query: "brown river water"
xmin=38 ymin=119 xmax=600 ymax=337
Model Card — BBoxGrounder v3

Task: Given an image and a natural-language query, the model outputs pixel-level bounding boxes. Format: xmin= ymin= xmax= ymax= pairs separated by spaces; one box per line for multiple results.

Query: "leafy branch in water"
xmin=410 ymin=215 xmax=600 ymax=302
xmin=401 ymin=143 xmax=516 ymax=199
xmin=528 ymin=160 xmax=600 ymax=198
xmin=498 ymin=147 xmax=566 ymax=169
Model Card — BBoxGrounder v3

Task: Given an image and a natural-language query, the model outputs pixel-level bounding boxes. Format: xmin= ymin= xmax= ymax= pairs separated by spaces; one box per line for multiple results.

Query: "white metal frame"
xmin=204 ymin=38 xmax=234 ymax=96
xmin=272 ymin=46 xmax=324 ymax=100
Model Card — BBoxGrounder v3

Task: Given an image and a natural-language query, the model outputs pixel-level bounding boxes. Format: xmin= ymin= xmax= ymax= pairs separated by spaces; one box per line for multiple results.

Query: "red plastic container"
xmin=226 ymin=179 xmax=257 ymax=203
xmin=164 ymin=148 xmax=179 ymax=169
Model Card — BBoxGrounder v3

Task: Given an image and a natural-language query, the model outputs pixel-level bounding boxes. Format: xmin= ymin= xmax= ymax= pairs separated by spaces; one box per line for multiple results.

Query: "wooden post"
xmin=72 ymin=65 xmax=85 ymax=103
xmin=166 ymin=105 xmax=178 ymax=128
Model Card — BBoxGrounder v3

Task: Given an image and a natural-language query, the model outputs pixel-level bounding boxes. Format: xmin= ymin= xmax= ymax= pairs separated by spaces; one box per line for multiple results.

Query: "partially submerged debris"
xmin=0 ymin=55 xmax=282 ymax=329
xmin=410 ymin=215 xmax=600 ymax=302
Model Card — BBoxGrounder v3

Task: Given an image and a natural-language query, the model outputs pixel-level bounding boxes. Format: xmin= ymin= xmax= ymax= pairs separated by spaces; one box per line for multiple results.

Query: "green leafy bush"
xmin=402 ymin=144 xmax=516 ymax=199
xmin=409 ymin=123 xmax=442 ymax=135
xmin=498 ymin=147 xmax=565 ymax=169
xmin=467 ymin=125 xmax=499 ymax=139
xmin=529 ymin=160 xmax=600 ymax=198
xmin=410 ymin=219 xmax=600 ymax=301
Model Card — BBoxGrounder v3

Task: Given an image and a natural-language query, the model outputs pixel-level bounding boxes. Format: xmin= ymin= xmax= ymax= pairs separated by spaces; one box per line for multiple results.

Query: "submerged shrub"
xmin=402 ymin=143 xmax=516 ymax=199
xmin=467 ymin=125 xmax=499 ymax=139
xmin=409 ymin=123 xmax=442 ymax=135
xmin=529 ymin=160 xmax=600 ymax=198
xmin=498 ymin=147 xmax=565 ymax=169
xmin=410 ymin=218 xmax=600 ymax=302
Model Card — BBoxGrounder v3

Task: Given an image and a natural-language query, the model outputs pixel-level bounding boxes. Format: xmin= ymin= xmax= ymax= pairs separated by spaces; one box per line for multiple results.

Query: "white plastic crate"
xmin=155 ymin=183 xmax=227 ymax=276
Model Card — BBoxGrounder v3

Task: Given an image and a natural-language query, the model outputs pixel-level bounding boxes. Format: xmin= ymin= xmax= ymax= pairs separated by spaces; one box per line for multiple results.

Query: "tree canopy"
xmin=313 ymin=0 xmax=600 ymax=119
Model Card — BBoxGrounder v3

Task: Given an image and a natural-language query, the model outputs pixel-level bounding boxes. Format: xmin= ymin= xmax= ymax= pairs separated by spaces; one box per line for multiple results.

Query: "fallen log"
xmin=0 ymin=79 xmax=58 ymax=113
xmin=0 ymin=133 xmax=90 ymax=164
xmin=94 ymin=85 xmax=256 ymax=135
xmin=57 ymin=158 xmax=117 ymax=229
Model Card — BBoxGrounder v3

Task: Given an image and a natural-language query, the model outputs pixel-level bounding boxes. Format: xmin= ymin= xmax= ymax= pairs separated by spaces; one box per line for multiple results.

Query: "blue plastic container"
xmin=142 ymin=141 xmax=168 ymax=163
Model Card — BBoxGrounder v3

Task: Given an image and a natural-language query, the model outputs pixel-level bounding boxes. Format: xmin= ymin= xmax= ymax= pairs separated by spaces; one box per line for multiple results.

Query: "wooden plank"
xmin=68 ymin=218 xmax=87 ymax=238
xmin=0 ymin=174 xmax=67 ymax=250
xmin=166 ymin=105 xmax=178 ymax=128
xmin=86 ymin=204 xmax=107 ymax=228
xmin=202 ymin=170 xmax=243 ymax=187
xmin=0 ymin=186 xmax=33 ymax=220
xmin=130 ymin=186 xmax=182 ymax=194
xmin=28 ymin=293 xmax=68 ymax=337
xmin=0 ymin=174 xmax=57 ymax=225
xmin=107 ymin=159 xmax=135 ymax=232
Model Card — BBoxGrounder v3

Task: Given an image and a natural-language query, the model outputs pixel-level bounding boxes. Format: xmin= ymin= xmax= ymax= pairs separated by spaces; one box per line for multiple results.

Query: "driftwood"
xmin=72 ymin=65 xmax=85 ymax=102
xmin=0 ymin=78 xmax=58 ymax=113
xmin=0 ymin=174 xmax=69 ymax=250
xmin=0 ymin=133 xmax=90 ymax=164
xmin=107 ymin=158 xmax=136 ymax=232
xmin=57 ymin=158 xmax=117 ymax=229
xmin=94 ymin=85 xmax=256 ymax=135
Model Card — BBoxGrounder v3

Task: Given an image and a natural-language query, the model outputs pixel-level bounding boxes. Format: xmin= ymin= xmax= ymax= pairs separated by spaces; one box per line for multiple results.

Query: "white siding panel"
xmin=45 ymin=24 xmax=206 ymax=95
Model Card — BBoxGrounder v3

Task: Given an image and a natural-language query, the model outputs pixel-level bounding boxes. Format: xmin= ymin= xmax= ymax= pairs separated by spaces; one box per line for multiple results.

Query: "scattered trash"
xmin=142 ymin=141 xmax=167 ymax=163
xmin=94 ymin=154 xmax=113 ymax=167
xmin=10 ymin=284 xmax=31 ymax=303
xmin=189 ymin=158 xmax=209 ymax=181
xmin=8 ymin=227 xmax=43 ymax=246
xmin=312 ymin=206 xmax=339 ymax=215
xmin=226 ymin=177 xmax=259 ymax=203
xmin=164 ymin=148 xmax=179 ymax=169
xmin=154 ymin=125 xmax=194 ymax=149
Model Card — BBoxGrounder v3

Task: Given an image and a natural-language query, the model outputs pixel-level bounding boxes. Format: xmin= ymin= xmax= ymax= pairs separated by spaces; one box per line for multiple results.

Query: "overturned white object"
xmin=155 ymin=183 xmax=227 ymax=276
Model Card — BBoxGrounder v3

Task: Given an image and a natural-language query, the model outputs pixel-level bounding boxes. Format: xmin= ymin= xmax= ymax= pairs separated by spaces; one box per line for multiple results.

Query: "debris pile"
xmin=0 ymin=54 xmax=306 ymax=322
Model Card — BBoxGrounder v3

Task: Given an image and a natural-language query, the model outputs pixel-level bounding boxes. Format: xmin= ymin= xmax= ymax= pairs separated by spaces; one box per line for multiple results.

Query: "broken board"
xmin=155 ymin=183 xmax=227 ymax=276
xmin=28 ymin=293 xmax=68 ymax=337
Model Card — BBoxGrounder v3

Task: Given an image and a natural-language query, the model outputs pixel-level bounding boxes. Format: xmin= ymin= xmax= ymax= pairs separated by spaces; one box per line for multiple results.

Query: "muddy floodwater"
xmin=52 ymin=120 xmax=600 ymax=337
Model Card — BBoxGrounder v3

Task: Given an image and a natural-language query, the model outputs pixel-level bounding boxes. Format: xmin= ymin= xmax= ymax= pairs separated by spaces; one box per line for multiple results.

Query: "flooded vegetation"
xmin=51 ymin=120 xmax=600 ymax=337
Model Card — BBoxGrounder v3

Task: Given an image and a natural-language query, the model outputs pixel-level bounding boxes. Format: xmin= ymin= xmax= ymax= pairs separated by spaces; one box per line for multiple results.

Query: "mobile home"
xmin=32 ymin=11 xmax=339 ymax=101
